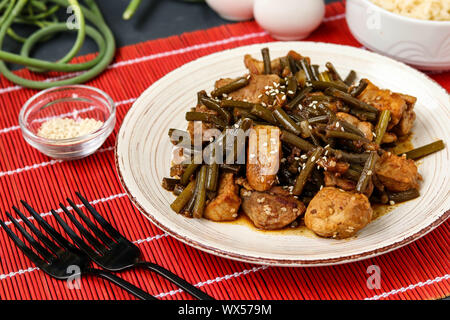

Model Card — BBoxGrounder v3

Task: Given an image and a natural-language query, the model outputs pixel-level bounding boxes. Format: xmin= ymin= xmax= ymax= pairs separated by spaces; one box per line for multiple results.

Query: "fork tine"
xmin=0 ymin=218 xmax=47 ymax=267
xmin=4 ymin=211 xmax=55 ymax=263
xmin=12 ymin=206 xmax=61 ymax=255
xmin=53 ymin=206 xmax=101 ymax=257
xmin=59 ymin=202 xmax=108 ymax=254
xmin=66 ymin=198 xmax=115 ymax=248
xmin=20 ymin=200 xmax=75 ymax=251
xmin=75 ymin=192 xmax=126 ymax=241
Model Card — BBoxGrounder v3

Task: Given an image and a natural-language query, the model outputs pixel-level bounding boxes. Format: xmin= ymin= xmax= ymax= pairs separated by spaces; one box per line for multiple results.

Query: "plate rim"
xmin=115 ymin=41 xmax=450 ymax=267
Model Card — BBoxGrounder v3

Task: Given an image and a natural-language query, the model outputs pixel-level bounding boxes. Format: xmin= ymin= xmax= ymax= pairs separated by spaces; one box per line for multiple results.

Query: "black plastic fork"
xmin=0 ymin=206 xmax=156 ymax=300
xmin=51 ymin=192 xmax=213 ymax=300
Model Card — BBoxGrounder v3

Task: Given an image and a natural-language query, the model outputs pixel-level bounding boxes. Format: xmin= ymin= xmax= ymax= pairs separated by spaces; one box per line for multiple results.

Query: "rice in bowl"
xmin=371 ymin=0 xmax=450 ymax=21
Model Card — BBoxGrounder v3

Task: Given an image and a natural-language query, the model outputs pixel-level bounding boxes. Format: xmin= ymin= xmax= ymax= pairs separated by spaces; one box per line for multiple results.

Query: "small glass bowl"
xmin=19 ymin=85 xmax=116 ymax=160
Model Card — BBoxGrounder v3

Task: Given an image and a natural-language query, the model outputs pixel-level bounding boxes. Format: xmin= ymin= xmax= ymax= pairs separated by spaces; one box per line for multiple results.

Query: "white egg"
xmin=254 ymin=0 xmax=325 ymax=40
xmin=205 ymin=0 xmax=254 ymax=21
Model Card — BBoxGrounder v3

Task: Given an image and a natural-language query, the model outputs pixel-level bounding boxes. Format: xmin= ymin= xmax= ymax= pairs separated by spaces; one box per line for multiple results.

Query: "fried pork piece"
xmin=375 ymin=152 xmax=421 ymax=192
xmin=317 ymin=157 xmax=349 ymax=174
xmin=357 ymin=79 xmax=416 ymax=134
xmin=381 ymin=132 xmax=398 ymax=144
xmin=215 ymin=74 xmax=281 ymax=104
xmin=204 ymin=173 xmax=241 ymax=222
xmin=304 ymin=187 xmax=373 ymax=239
xmin=336 ymin=112 xmax=374 ymax=141
xmin=244 ymin=54 xmax=282 ymax=75
xmin=324 ymin=171 xmax=374 ymax=197
xmin=324 ymin=171 xmax=355 ymax=191
xmin=393 ymin=94 xmax=416 ymax=136
xmin=240 ymin=186 xmax=306 ymax=230
xmin=187 ymin=103 xmax=220 ymax=142
xmin=246 ymin=125 xmax=281 ymax=191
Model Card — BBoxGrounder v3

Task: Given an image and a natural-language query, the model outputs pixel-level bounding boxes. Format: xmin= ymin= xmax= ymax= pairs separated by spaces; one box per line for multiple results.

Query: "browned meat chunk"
xmin=381 ymin=132 xmax=398 ymax=144
xmin=358 ymin=79 xmax=409 ymax=130
xmin=317 ymin=157 xmax=349 ymax=174
xmin=187 ymin=103 xmax=220 ymax=142
xmin=204 ymin=173 xmax=241 ymax=221
xmin=170 ymin=164 xmax=184 ymax=177
xmin=392 ymin=94 xmax=417 ymax=136
xmin=336 ymin=112 xmax=374 ymax=141
xmin=375 ymin=152 xmax=421 ymax=192
xmin=324 ymin=171 xmax=356 ymax=191
xmin=304 ymin=187 xmax=373 ymax=239
xmin=324 ymin=171 xmax=374 ymax=197
xmin=215 ymin=74 xmax=281 ymax=104
xmin=240 ymin=186 xmax=306 ymax=230
xmin=244 ymin=54 xmax=282 ymax=75
xmin=246 ymin=125 xmax=281 ymax=191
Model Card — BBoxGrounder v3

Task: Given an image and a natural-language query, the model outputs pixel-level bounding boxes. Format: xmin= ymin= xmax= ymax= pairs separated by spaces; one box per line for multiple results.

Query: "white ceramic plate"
xmin=116 ymin=42 xmax=450 ymax=266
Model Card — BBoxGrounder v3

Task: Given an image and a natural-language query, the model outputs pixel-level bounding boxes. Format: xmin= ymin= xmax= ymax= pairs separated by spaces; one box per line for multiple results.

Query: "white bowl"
xmin=346 ymin=0 xmax=450 ymax=71
xmin=253 ymin=0 xmax=325 ymax=41
xmin=205 ymin=0 xmax=254 ymax=21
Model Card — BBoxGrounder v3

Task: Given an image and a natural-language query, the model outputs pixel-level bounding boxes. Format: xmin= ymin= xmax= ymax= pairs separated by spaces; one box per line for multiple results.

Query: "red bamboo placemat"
xmin=0 ymin=1 xmax=448 ymax=300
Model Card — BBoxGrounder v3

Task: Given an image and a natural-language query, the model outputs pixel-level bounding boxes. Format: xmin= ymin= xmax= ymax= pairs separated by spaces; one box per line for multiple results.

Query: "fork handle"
xmin=135 ymin=261 xmax=214 ymax=300
xmin=86 ymin=268 xmax=157 ymax=300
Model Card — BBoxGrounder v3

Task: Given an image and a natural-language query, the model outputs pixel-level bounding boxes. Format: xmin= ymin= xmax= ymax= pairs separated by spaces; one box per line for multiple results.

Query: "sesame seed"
xmin=311 ymin=156 xmax=316 ymax=162
xmin=389 ymin=200 xmax=396 ymax=205
xmin=287 ymin=90 xmax=294 ymax=95
xmin=281 ymin=207 xmax=287 ymax=212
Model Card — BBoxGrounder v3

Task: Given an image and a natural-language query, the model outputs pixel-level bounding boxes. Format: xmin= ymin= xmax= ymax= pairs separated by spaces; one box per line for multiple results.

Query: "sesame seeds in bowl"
xmin=19 ymin=85 xmax=116 ymax=160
